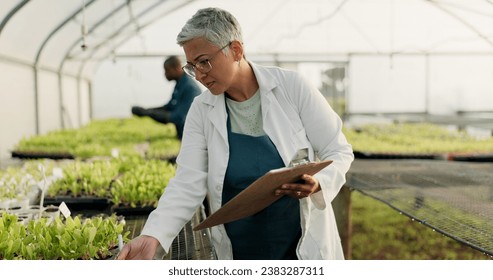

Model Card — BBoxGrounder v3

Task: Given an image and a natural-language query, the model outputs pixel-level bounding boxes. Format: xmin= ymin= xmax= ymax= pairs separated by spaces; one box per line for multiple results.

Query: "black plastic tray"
xmin=353 ymin=151 xmax=438 ymax=160
xmin=44 ymin=196 xmax=110 ymax=211
xmin=448 ymin=153 xmax=493 ymax=162
xmin=12 ymin=150 xmax=75 ymax=160
xmin=111 ymin=205 xmax=156 ymax=216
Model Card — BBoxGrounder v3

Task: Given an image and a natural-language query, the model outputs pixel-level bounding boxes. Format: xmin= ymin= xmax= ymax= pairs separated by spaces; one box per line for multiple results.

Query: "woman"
xmin=117 ymin=7 xmax=353 ymax=260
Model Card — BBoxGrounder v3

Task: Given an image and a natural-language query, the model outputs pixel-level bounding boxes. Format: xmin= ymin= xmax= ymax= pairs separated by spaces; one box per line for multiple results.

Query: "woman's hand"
xmin=275 ymin=174 xmax=321 ymax=199
xmin=116 ymin=235 xmax=160 ymax=260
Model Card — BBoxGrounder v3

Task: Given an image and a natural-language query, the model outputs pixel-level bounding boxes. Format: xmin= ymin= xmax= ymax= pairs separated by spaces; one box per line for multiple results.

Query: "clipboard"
xmin=193 ymin=159 xmax=332 ymax=231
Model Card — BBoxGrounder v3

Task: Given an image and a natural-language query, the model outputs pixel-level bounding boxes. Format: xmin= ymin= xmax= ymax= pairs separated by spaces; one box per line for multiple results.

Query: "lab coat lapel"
xmin=252 ymin=63 xmax=296 ymax=167
xmin=261 ymin=93 xmax=297 ymax=167
xmin=205 ymin=93 xmax=228 ymax=144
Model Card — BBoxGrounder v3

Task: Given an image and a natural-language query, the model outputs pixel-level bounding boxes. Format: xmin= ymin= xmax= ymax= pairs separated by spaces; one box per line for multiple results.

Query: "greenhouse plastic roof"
xmin=1 ymin=0 xmax=493 ymax=79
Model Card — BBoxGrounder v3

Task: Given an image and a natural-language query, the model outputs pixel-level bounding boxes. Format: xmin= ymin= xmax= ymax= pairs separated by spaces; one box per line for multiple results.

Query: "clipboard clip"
xmin=289 ymin=148 xmax=310 ymax=167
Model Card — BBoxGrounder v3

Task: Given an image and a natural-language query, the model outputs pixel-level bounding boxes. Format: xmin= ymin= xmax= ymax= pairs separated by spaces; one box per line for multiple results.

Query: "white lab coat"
xmin=141 ymin=62 xmax=354 ymax=260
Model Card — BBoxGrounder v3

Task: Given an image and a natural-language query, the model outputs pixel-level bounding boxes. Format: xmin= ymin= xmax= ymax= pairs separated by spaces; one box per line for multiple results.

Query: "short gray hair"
xmin=177 ymin=7 xmax=243 ymax=49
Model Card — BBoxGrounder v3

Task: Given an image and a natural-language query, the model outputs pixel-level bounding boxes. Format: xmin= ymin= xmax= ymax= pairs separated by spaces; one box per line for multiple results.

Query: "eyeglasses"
xmin=182 ymin=42 xmax=231 ymax=78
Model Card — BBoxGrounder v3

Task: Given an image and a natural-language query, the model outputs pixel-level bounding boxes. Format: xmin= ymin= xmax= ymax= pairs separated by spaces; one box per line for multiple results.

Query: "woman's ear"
xmin=230 ymin=40 xmax=243 ymax=61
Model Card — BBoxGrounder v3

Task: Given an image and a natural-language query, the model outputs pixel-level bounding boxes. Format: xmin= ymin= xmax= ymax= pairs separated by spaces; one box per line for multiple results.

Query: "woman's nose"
xmin=194 ymin=69 xmax=207 ymax=82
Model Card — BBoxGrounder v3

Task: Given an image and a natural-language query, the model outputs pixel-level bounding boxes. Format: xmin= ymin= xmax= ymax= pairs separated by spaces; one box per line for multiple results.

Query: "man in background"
xmin=132 ymin=56 xmax=201 ymax=139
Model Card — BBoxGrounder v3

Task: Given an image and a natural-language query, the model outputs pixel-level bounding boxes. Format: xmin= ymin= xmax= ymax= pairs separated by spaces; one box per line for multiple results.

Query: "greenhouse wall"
xmin=61 ymin=76 xmax=81 ymax=130
xmin=0 ymin=62 xmax=35 ymax=159
xmin=347 ymin=54 xmax=493 ymax=115
xmin=79 ymin=79 xmax=91 ymax=126
xmin=37 ymin=70 xmax=61 ymax=134
xmin=92 ymin=58 xmax=178 ymax=119
xmin=429 ymin=55 xmax=493 ymax=113
xmin=0 ymin=62 xmax=92 ymax=160
xmin=348 ymin=55 xmax=427 ymax=114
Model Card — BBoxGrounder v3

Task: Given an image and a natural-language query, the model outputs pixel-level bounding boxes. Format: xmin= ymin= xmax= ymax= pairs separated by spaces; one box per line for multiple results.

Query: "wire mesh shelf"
xmin=123 ymin=207 xmax=216 ymax=260
xmin=346 ymin=159 xmax=493 ymax=256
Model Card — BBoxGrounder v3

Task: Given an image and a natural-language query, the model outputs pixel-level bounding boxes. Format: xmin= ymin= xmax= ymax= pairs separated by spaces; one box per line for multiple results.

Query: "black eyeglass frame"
xmin=182 ymin=42 xmax=232 ymax=78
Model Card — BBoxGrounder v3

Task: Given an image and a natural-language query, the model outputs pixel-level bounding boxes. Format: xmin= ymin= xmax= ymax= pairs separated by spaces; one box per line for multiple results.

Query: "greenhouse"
xmin=1 ymin=0 xmax=493 ymax=265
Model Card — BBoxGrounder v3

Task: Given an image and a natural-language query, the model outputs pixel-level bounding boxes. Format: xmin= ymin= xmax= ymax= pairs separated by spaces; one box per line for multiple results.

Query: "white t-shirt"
xmin=225 ymin=89 xmax=264 ymax=136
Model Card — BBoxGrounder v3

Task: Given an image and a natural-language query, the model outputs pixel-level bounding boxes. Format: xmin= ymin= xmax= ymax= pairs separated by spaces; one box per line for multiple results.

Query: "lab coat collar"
xmin=250 ymin=61 xmax=279 ymax=94
xmin=205 ymin=93 xmax=228 ymax=143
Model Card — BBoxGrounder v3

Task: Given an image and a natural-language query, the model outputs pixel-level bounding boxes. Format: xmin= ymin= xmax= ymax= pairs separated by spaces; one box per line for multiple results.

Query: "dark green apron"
xmin=222 ymin=114 xmax=301 ymax=260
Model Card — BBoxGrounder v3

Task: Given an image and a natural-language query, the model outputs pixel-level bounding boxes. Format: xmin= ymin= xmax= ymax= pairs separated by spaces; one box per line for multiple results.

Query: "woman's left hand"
xmin=275 ymin=174 xmax=321 ymax=199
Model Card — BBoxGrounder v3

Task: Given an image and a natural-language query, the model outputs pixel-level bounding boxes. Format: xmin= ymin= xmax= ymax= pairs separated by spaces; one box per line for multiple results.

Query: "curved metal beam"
xmin=74 ymin=1 xmax=162 ymax=80
xmin=33 ymin=0 xmax=97 ymax=133
xmin=76 ymin=0 xmax=196 ymax=79
xmin=0 ymin=0 xmax=30 ymax=36
xmin=426 ymin=0 xmax=493 ymax=49
xmin=70 ymin=0 xmax=196 ymax=126
xmin=35 ymin=0 xmax=98 ymax=66
xmin=267 ymin=0 xmax=351 ymax=51
xmin=58 ymin=1 xmax=129 ymax=127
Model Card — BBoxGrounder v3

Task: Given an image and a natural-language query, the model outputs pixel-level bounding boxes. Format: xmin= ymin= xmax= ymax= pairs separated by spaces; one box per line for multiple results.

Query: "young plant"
xmin=110 ymin=159 xmax=176 ymax=208
xmin=0 ymin=212 xmax=130 ymax=260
